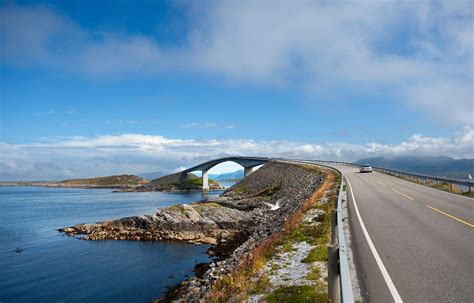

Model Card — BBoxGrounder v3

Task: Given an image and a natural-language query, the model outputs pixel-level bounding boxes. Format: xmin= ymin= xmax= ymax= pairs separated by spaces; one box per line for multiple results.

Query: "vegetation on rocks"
xmin=59 ymin=161 xmax=338 ymax=303
xmin=56 ymin=174 xmax=149 ymax=188
xmin=136 ymin=172 xmax=224 ymax=191
xmin=239 ymin=171 xmax=338 ymax=303
xmin=207 ymin=166 xmax=338 ymax=303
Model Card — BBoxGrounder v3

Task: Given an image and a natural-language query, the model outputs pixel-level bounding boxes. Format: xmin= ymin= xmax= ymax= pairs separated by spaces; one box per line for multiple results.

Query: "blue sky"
xmin=0 ymin=0 xmax=473 ymax=180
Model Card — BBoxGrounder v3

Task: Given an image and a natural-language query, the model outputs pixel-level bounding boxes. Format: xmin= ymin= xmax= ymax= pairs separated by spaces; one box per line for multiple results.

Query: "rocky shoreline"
xmin=59 ymin=161 xmax=326 ymax=302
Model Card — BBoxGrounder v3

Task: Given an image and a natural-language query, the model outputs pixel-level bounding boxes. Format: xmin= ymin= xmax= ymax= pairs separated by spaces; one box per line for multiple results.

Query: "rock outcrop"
xmin=59 ymin=161 xmax=326 ymax=302
xmin=134 ymin=172 xmax=224 ymax=191
xmin=59 ymin=202 xmax=250 ymax=244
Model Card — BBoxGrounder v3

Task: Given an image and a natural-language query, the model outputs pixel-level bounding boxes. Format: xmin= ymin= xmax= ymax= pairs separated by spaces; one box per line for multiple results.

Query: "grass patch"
xmin=166 ymin=204 xmax=186 ymax=214
xmin=393 ymin=174 xmax=471 ymax=196
xmin=249 ymin=274 xmax=270 ymax=294
xmin=307 ymin=266 xmax=321 ymax=281
xmin=302 ymin=246 xmax=327 ymax=263
xmin=194 ymin=202 xmax=222 ymax=210
xmin=257 ymin=185 xmax=282 ymax=197
xmin=209 ymin=170 xmax=338 ymax=302
xmin=233 ymin=186 xmax=248 ymax=194
xmin=172 ymin=176 xmax=221 ymax=188
xmin=281 ymin=242 xmax=295 ymax=253
xmin=265 ymin=285 xmax=328 ymax=303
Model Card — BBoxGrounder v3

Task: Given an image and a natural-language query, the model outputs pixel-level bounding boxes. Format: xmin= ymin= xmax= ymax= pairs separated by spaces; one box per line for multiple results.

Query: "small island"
xmin=0 ymin=173 xmax=224 ymax=192
xmin=133 ymin=172 xmax=224 ymax=191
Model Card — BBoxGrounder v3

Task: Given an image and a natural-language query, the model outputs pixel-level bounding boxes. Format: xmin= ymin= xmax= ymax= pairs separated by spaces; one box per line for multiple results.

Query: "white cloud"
xmin=179 ymin=122 xmax=217 ymax=129
xmin=0 ymin=127 xmax=472 ymax=180
xmin=106 ymin=119 xmax=138 ymax=125
xmin=1 ymin=2 xmax=472 ymax=125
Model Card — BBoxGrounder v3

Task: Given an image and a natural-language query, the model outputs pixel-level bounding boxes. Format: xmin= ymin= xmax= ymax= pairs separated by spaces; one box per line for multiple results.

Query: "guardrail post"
xmin=328 ymin=245 xmax=340 ymax=303
xmin=449 ymin=182 xmax=453 ymax=191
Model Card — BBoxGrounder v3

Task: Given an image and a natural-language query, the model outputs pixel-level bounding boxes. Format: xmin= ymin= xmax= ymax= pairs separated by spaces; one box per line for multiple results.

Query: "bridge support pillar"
xmin=244 ymin=167 xmax=254 ymax=178
xmin=202 ymin=170 xmax=209 ymax=191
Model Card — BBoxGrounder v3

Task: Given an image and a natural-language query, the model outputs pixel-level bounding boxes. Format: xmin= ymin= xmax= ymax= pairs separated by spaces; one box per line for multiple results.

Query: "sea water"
xmin=0 ymin=186 xmax=224 ymax=302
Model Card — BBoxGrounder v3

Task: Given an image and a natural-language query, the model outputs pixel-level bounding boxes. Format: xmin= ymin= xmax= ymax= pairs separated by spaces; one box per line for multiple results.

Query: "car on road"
xmin=359 ymin=164 xmax=373 ymax=173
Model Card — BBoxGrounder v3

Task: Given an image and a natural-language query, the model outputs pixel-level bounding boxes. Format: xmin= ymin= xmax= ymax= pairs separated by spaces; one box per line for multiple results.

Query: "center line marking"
xmin=377 ymin=180 xmax=388 ymax=187
xmin=426 ymin=205 xmax=474 ymax=228
xmin=391 ymin=188 xmax=415 ymax=201
xmin=346 ymin=178 xmax=403 ymax=302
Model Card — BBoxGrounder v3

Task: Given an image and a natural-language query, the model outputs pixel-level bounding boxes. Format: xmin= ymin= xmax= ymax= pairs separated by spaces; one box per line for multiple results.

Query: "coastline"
xmin=58 ymin=161 xmax=331 ymax=301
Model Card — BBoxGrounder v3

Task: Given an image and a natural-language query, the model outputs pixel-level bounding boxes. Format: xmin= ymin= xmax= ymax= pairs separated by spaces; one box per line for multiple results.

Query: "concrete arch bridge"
xmin=181 ymin=156 xmax=270 ymax=190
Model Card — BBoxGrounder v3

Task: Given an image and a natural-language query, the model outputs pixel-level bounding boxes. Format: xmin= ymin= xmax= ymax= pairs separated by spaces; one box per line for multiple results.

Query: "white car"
xmin=360 ymin=164 xmax=373 ymax=173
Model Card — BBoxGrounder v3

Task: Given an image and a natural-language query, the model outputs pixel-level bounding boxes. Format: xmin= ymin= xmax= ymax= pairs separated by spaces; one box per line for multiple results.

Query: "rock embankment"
xmin=164 ymin=162 xmax=326 ymax=302
xmin=59 ymin=161 xmax=326 ymax=302
xmin=59 ymin=202 xmax=250 ymax=244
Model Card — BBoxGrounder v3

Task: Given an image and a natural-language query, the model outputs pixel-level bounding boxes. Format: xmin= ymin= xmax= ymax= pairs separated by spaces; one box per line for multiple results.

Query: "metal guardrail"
xmin=281 ymin=159 xmax=355 ymax=302
xmin=289 ymin=159 xmax=473 ymax=192
xmin=277 ymin=157 xmax=473 ymax=302
xmin=335 ymin=176 xmax=354 ymax=302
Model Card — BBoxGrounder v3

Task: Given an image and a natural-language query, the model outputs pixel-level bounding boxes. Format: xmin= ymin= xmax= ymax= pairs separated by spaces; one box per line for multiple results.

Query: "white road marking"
xmin=346 ymin=177 xmax=403 ymax=303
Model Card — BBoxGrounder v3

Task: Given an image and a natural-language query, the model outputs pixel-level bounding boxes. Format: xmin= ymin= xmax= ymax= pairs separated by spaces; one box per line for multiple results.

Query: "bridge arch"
xmin=181 ymin=156 xmax=270 ymax=190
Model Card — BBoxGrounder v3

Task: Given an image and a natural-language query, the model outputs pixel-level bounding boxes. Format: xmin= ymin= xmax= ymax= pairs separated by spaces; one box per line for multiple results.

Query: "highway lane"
xmin=330 ymin=164 xmax=473 ymax=302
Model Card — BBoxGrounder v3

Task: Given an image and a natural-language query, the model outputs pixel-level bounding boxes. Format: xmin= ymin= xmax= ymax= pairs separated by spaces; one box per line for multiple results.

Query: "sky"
xmin=0 ymin=0 xmax=473 ymax=180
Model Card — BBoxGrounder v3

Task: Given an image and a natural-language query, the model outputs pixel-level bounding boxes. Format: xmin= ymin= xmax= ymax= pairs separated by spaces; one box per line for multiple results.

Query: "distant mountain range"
xmin=209 ymin=170 xmax=244 ymax=181
xmin=136 ymin=170 xmax=244 ymax=181
xmin=354 ymin=156 xmax=473 ymax=179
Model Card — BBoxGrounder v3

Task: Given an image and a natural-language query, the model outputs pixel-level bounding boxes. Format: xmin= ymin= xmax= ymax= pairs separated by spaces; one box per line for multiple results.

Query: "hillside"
xmin=137 ymin=171 xmax=166 ymax=180
xmin=354 ymin=156 xmax=473 ymax=179
xmin=135 ymin=172 xmax=224 ymax=191
xmin=56 ymin=174 xmax=149 ymax=188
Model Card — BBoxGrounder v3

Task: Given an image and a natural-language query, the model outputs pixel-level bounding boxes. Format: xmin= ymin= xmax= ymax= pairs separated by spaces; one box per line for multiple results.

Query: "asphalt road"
xmin=330 ymin=164 xmax=473 ymax=303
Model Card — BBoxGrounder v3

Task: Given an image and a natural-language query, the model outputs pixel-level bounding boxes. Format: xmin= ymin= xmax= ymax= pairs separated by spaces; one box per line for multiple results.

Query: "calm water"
xmin=0 ymin=186 xmax=224 ymax=303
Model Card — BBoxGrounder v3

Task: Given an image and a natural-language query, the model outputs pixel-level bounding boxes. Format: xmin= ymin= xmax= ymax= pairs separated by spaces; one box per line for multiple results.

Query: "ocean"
xmin=0 ymin=186 xmax=225 ymax=302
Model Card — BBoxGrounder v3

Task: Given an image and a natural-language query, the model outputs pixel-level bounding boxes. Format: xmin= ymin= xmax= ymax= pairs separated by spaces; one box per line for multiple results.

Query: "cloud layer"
xmin=1 ymin=1 xmax=472 ymax=124
xmin=1 ymin=127 xmax=472 ymax=181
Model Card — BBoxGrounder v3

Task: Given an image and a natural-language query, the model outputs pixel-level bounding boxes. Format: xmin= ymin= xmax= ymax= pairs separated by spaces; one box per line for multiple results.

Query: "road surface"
xmin=330 ymin=164 xmax=473 ymax=302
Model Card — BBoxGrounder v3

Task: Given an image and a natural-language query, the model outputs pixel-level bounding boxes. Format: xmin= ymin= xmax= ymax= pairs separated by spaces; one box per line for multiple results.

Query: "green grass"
xmin=282 ymin=218 xmax=328 ymax=245
xmin=302 ymin=246 xmax=327 ymax=263
xmin=57 ymin=174 xmax=146 ymax=186
xmin=233 ymin=187 xmax=248 ymax=194
xmin=193 ymin=202 xmax=222 ymax=213
xmin=172 ymin=176 xmax=220 ymax=189
xmin=265 ymin=285 xmax=328 ymax=303
xmin=209 ymin=170 xmax=339 ymax=302
xmin=306 ymin=266 xmax=321 ymax=281
xmin=166 ymin=204 xmax=186 ymax=214
xmin=281 ymin=242 xmax=295 ymax=253
xmin=249 ymin=274 xmax=270 ymax=294
xmin=257 ymin=185 xmax=282 ymax=197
